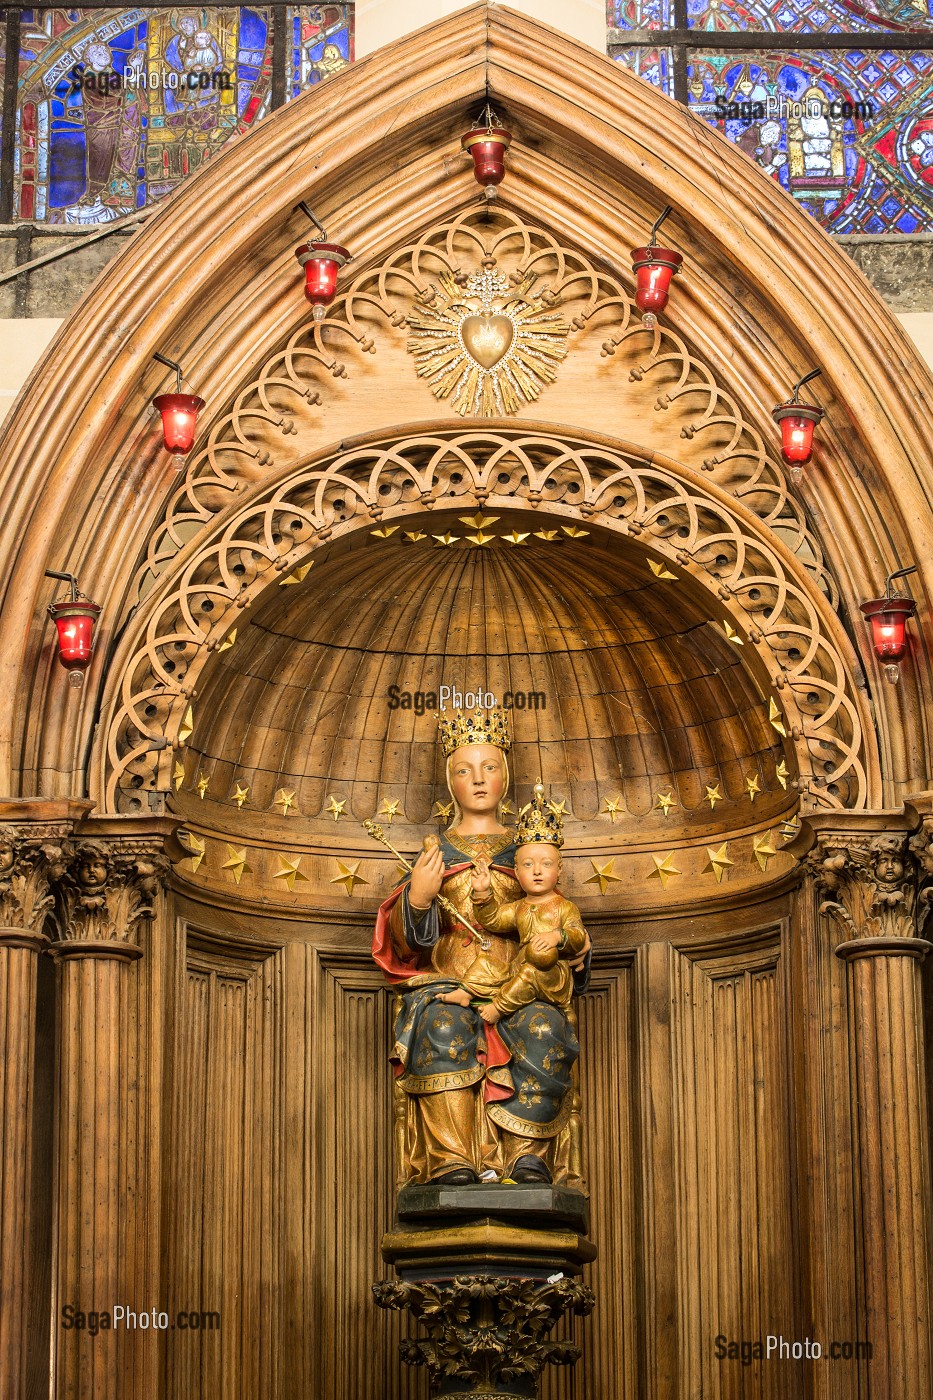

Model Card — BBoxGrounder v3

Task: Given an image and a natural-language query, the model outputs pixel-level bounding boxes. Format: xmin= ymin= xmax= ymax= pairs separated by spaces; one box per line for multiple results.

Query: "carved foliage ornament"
xmin=805 ymin=828 xmax=933 ymax=941
xmin=407 ymin=263 xmax=568 ymax=416
xmin=57 ymin=840 xmax=169 ymax=946
xmin=0 ymin=824 xmax=70 ymax=936
xmin=373 ymin=1275 xmax=594 ymax=1390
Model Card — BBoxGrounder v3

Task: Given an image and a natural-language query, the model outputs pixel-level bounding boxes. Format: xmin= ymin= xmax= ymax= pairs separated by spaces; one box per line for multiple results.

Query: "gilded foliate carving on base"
xmin=373 ymin=1275 xmax=594 ymax=1393
xmin=407 ymin=263 xmax=568 ymax=416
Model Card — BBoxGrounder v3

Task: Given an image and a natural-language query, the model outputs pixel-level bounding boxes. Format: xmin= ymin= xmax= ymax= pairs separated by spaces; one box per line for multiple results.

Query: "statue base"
xmin=375 ymin=1184 xmax=596 ymax=1398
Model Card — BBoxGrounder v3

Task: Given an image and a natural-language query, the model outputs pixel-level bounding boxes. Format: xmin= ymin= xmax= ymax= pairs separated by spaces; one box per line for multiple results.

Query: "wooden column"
xmin=51 ymin=819 xmax=178 ymax=1400
xmin=801 ymin=811 xmax=933 ymax=1400
xmin=0 ymin=801 xmax=86 ymax=1400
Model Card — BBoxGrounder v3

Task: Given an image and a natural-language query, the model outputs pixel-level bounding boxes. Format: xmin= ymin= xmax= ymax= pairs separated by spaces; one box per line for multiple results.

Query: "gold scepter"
xmin=363 ymin=819 xmax=491 ymax=951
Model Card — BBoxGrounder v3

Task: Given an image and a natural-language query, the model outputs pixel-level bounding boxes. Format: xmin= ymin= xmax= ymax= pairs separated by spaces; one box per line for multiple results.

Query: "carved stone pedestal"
xmin=375 ymin=1184 xmax=596 ymax=1398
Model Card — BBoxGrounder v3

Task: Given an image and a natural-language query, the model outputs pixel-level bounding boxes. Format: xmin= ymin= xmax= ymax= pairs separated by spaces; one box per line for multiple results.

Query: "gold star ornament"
xmin=233 ymin=782 xmax=250 ymax=809
xmin=325 ymin=796 xmax=347 ymax=822
xmin=585 ymin=858 xmax=622 ymax=895
xmin=273 ymin=855 xmax=308 ymax=891
xmin=222 ymin=844 xmax=251 ymax=885
xmin=196 ymin=772 xmax=210 ymax=800
xmin=775 ymin=760 xmax=789 ymax=790
xmin=280 ymin=563 xmax=313 ymax=585
xmin=218 ymin=628 xmax=237 ymax=652
xmin=173 ymin=760 xmax=186 ymax=791
xmin=546 ymin=798 xmax=569 ymax=817
xmin=705 ymin=784 xmax=723 ymax=809
xmin=179 ymin=705 xmax=194 ymax=744
xmin=433 ymin=533 xmax=460 ymax=546
xmin=433 ymin=800 xmax=454 ymax=824
xmin=648 ymin=853 xmax=681 ymax=887
xmin=655 ymin=790 xmax=676 ymax=817
xmin=722 ymin=620 xmax=744 ymax=645
xmin=330 ymin=860 xmax=368 ymax=896
xmin=601 ymin=796 xmax=623 ymax=823
xmin=503 ymin=530 xmax=530 ymax=545
xmin=370 ymin=525 xmax=399 ymax=539
xmin=648 ymin=559 xmax=677 ymax=580
xmin=465 ymin=530 xmax=496 ymax=547
xmin=379 ymin=799 xmax=401 ymax=824
xmin=460 ymin=512 xmax=499 ymax=530
xmin=183 ymin=832 xmax=205 ymax=874
xmin=769 ymin=698 xmax=787 ymax=736
xmin=753 ymin=831 xmax=778 ymax=871
xmin=275 ymin=788 xmax=297 ymax=816
xmin=745 ymin=774 xmax=761 ymax=802
xmin=703 ymin=843 xmax=733 ymax=883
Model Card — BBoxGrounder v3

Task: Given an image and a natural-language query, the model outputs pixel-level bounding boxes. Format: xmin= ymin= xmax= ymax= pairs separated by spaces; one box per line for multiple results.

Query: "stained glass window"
xmin=287 ymin=4 xmax=353 ymax=99
xmin=3 ymin=5 xmax=356 ymax=223
xmin=608 ymin=0 xmax=933 ymax=230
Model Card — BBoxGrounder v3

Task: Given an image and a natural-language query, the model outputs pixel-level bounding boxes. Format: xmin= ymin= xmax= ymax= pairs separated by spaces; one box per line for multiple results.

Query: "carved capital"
xmin=0 ymin=822 xmax=72 ymax=946
xmin=373 ymin=1275 xmax=594 ymax=1395
xmin=795 ymin=811 xmax=932 ymax=943
xmin=55 ymin=838 xmax=171 ymax=959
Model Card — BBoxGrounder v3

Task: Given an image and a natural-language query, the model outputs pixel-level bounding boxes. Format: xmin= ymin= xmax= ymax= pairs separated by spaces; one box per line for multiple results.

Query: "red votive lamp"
xmin=462 ymin=120 xmax=512 ymax=189
xmin=295 ymin=241 xmax=352 ymax=322
xmin=46 ymin=571 xmax=101 ymax=689
xmin=772 ymin=368 xmax=824 ymax=473
xmin=153 ymin=392 xmax=205 ymax=453
xmin=630 ymin=206 xmax=682 ymax=328
xmin=860 ymin=565 xmax=919 ymax=684
xmin=772 ymin=403 xmax=823 ymax=466
xmin=631 ymin=246 xmax=683 ymax=321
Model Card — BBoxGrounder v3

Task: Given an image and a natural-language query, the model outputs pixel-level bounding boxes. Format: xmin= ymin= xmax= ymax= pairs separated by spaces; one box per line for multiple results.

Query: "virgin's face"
xmin=449 ymin=744 xmax=505 ymax=816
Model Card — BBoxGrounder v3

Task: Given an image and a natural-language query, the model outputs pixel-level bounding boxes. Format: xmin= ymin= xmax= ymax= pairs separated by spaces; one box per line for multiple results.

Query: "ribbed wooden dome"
xmin=179 ymin=519 xmax=790 ymax=840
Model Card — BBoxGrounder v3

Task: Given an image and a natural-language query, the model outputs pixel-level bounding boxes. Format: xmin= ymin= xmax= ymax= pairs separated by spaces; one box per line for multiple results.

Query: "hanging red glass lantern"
xmin=860 ymin=565 xmax=918 ymax=684
xmin=772 ymin=368 xmax=823 ymax=473
xmin=461 ymin=105 xmax=512 ymax=192
xmin=45 ymin=570 xmax=101 ymax=689
xmin=294 ymin=201 xmax=352 ymax=322
xmin=152 ymin=353 xmax=204 ymax=456
xmin=630 ymin=205 xmax=682 ymax=329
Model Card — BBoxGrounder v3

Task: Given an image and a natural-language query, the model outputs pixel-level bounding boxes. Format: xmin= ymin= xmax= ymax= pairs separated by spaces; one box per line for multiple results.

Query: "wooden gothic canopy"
xmin=0 ymin=2 xmax=930 ymax=818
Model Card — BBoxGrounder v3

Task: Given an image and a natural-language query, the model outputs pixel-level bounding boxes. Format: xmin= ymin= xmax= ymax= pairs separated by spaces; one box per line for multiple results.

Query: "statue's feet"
xmin=511 ymin=1155 xmax=552 ymax=1184
xmin=431 ymin=1167 xmax=479 ymax=1185
xmin=434 ymin=988 xmax=471 ymax=1006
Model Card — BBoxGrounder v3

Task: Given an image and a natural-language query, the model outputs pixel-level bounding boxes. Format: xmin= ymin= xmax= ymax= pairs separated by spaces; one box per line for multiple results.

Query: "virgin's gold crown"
xmin=516 ymin=779 xmax=564 ymax=848
xmin=436 ymin=707 xmax=513 ymax=757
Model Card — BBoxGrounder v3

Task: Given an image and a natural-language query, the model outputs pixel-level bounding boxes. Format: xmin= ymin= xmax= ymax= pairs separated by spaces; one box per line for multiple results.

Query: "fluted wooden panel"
xmin=672 ymin=935 xmax=802 ymax=1398
xmin=55 ymin=957 xmax=125 ymax=1397
xmin=303 ymin=950 xmax=419 ymax=1400
xmin=167 ymin=936 xmax=283 ymax=1398
xmin=541 ymin=956 xmax=638 ymax=1400
xmin=0 ymin=944 xmax=40 ymax=1398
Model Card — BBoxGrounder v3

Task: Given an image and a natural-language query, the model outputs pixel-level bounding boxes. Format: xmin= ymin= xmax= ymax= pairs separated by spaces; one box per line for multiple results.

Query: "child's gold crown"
xmin=516 ymin=779 xmax=564 ymax=848
xmin=436 ymin=707 xmax=513 ymax=757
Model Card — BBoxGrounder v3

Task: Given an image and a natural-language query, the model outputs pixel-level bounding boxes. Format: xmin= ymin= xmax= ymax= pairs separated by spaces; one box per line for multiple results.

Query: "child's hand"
xmin=531 ymin=931 xmax=561 ymax=956
xmin=471 ymin=858 xmax=492 ymax=902
xmin=479 ymin=1003 xmax=501 ymax=1024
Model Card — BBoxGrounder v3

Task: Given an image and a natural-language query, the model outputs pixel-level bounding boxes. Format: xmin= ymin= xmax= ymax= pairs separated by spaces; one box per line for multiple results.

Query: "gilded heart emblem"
xmin=461 ymin=312 xmax=514 ymax=370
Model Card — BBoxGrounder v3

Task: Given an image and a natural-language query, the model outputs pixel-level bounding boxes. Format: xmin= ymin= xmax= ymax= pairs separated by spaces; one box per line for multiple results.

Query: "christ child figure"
xmin=434 ymin=779 xmax=588 ymax=1023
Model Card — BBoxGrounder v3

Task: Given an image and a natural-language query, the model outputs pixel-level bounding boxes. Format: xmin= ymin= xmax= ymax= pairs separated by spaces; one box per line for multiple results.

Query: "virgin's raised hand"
xmin=408 ymin=844 xmax=445 ymax=910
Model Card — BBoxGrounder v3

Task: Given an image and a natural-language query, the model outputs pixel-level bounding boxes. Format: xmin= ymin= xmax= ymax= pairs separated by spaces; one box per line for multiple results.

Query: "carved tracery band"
xmin=100 ymin=429 xmax=869 ymax=815
xmin=140 ymin=206 xmax=836 ymax=607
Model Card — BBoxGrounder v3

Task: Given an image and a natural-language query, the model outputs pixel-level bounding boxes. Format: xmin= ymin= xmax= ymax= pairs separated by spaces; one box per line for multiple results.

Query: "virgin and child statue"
xmin=371 ymin=709 xmax=591 ymax=1187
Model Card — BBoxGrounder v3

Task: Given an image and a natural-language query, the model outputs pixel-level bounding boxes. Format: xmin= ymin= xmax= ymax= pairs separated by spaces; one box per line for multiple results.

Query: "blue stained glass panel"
xmin=15 ymin=8 xmax=273 ymax=223
xmin=686 ymin=0 xmax=933 ymax=33
xmin=287 ymin=5 xmax=354 ymax=99
xmin=608 ymin=0 xmax=674 ymax=30
xmin=688 ymin=48 xmax=933 ymax=231
xmin=610 ymin=44 xmax=676 ymax=95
